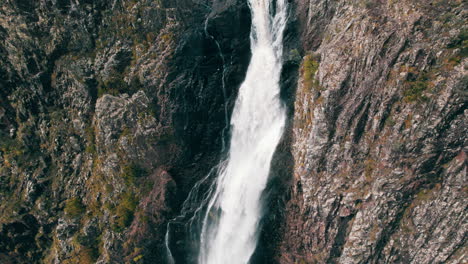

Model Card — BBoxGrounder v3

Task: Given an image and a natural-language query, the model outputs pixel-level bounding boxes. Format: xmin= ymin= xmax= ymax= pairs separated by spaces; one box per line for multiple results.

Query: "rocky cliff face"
xmin=0 ymin=0 xmax=466 ymax=263
xmin=274 ymin=0 xmax=467 ymax=263
xmin=0 ymin=0 xmax=250 ymax=263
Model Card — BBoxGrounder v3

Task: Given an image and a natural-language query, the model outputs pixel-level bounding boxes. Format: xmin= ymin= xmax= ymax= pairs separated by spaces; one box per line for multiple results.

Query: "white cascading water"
xmin=198 ymin=0 xmax=288 ymax=263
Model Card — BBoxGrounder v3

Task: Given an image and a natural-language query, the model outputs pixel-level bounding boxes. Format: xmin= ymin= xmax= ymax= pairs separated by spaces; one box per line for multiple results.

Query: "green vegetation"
xmin=401 ymin=183 xmax=442 ymax=235
xmin=0 ymin=131 xmax=25 ymax=168
xmin=97 ymin=74 xmax=126 ymax=97
xmin=78 ymin=247 xmax=99 ymax=264
xmin=84 ymin=125 xmax=96 ymax=154
xmin=62 ymin=245 xmax=99 ymax=264
xmin=364 ymin=159 xmax=377 ymax=181
xmin=133 ymin=254 xmax=144 ymax=262
xmin=364 ymin=0 xmax=377 ymax=9
xmin=445 ymin=29 xmax=468 ymax=67
xmin=384 ymin=117 xmax=396 ymax=127
xmin=64 ymin=198 xmax=86 ymax=218
xmin=448 ymin=29 xmax=468 ymax=55
xmin=288 ymin=49 xmax=301 ymax=64
xmin=401 ymin=29 xmax=467 ymax=103
xmin=112 ymin=191 xmax=138 ymax=232
xmin=404 ymin=79 xmax=428 ymax=102
xmin=122 ymin=163 xmax=146 ymax=186
xmin=107 ymin=162 xmax=144 ymax=233
xmin=403 ymin=70 xmax=431 ymax=103
xmin=120 ymin=127 xmax=132 ymax=138
xmin=303 ymin=54 xmax=322 ymax=91
xmin=161 ymin=32 xmax=174 ymax=43
xmin=97 ymin=74 xmax=142 ymax=98
xmin=72 ymin=231 xmax=101 ymax=264
xmin=85 ymin=143 xmax=96 ymax=154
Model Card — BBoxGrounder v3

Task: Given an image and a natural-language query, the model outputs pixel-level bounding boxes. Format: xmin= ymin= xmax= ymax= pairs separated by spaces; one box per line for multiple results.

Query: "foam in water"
xmin=198 ymin=0 xmax=289 ymax=263
xmin=165 ymin=0 xmax=288 ymax=263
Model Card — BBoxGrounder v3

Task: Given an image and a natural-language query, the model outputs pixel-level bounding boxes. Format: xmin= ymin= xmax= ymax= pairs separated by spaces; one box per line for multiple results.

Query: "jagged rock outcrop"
xmin=0 ymin=0 xmax=250 ymax=263
xmin=274 ymin=1 xmax=467 ymax=263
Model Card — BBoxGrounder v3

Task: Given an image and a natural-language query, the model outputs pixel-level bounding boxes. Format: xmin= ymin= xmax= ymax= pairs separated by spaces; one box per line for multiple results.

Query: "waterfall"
xmin=198 ymin=0 xmax=288 ymax=263
xmin=165 ymin=0 xmax=288 ymax=263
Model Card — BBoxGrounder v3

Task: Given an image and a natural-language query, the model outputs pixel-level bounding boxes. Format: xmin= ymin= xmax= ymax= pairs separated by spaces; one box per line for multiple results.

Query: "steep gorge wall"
xmin=275 ymin=0 xmax=467 ymax=263
xmin=0 ymin=0 xmax=251 ymax=263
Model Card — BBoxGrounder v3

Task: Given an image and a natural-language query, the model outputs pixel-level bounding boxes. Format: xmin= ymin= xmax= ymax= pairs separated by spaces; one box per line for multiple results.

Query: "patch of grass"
xmin=133 ymin=254 xmax=143 ymax=262
xmin=447 ymin=29 xmax=468 ymax=52
xmin=0 ymin=131 xmax=24 ymax=154
xmin=146 ymin=32 xmax=157 ymax=43
xmin=122 ymin=163 xmax=146 ymax=186
xmin=64 ymin=198 xmax=86 ymax=218
xmin=72 ymin=230 xmax=101 ymax=263
xmin=120 ymin=127 xmax=132 ymax=139
xmin=403 ymin=71 xmax=431 ymax=103
xmin=62 ymin=246 xmax=98 ymax=264
xmin=0 ymin=131 xmax=25 ymax=168
xmin=161 ymin=32 xmax=173 ymax=43
xmin=404 ymin=80 xmax=428 ymax=102
xmin=404 ymin=114 xmax=413 ymax=129
xmin=364 ymin=159 xmax=377 ymax=182
xmin=84 ymin=125 xmax=96 ymax=154
xmin=97 ymin=76 xmax=125 ymax=97
xmin=303 ymin=54 xmax=321 ymax=91
xmin=364 ymin=0 xmax=377 ymax=9
xmin=112 ymin=191 xmax=138 ymax=232
xmin=85 ymin=144 xmax=96 ymax=154
xmin=126 ymin=247 xmax=144 ymax=263
xmin=97 ymin=73 xmax=142 ymax=98
xmin=385 ymin=117 xmax=396 ymax=127
xmin=444 ymin=29 xmax=468 ymax=67
xmin=288 ymin=49 xmax=302 ymax=64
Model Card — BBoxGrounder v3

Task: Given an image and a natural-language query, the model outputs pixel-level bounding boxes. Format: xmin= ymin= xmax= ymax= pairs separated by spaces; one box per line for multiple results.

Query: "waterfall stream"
xmin=198 ymin=0 xmax=288 ymax=263
xmin=166 ymin=1 xmax=288 ymax=263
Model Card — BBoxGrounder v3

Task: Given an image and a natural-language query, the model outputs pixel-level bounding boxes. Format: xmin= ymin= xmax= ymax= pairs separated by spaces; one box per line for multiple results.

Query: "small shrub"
xmin=364 ymin=159 xmax=376 ymax=181
xmin=97 ymin=73 xmax=128 ymax=97
xmin=161 ymin=33 xmax=173 ymax=43
xmin=288 ymin=49 xmax=302 ymax=64
xmin=133 ymin=254 xmax=143 ymax=262
xmin=64 ymin=198 xmax=86 ymax=218
xmin=303 ymin=54 xmax=321 ymax=91
xmin=447 ymin=29 xmax=468 ymax=50
xmin=97 ymin=73 xmax=141 ymax=97
xmin=85 ymin=144 xmax=96 ymax=154
xmin=112 ymin=192 xmax=138 ymax=232
xmin=446 ymin=29 xmax=468 ymax=65
xmin=62 ymin=246 xmax=98 ymax=264
xmin=84 ymin=125 xmax=96 ymax=154
xmin=0 ymin=131 xmax=24 ymax=155
xmin=385 ymin=117 xmax=396 ymax=127
xmin=120 ymin=127 xmax=131 ymax=138
xmin=364 ymin=0 xmax=377 ymax=9
xmin=129 ymin=76 xmax=142 ymax=93
xmin=105 ymin=76 xmax=128 ymax=92
xmin=79 ymin=247 xmax=99 ymax=264
xmin=404 ymin=80 xmax=428 ymax=102
xmin=122 ymin=163 xmax=146 ymax=186
xmin=403 ymin=71 xmax=431 ymax=102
